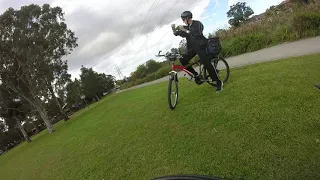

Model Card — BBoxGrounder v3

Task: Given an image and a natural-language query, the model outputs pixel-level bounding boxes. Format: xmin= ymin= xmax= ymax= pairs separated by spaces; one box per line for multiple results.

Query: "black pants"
xmin=180 ymin=49 xmax=220 ymax=82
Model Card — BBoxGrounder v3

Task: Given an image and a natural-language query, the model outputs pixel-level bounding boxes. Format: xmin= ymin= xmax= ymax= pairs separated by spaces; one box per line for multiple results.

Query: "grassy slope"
xmin=1 ymin=54 xmax=320 ymax=180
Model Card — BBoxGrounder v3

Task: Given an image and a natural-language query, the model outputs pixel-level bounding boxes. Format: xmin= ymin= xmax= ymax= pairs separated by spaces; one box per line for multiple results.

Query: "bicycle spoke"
xmin=205 ymin=58 xmax=230 ymax=86
xmin=168 ymin=76 xmax=178 ymax=110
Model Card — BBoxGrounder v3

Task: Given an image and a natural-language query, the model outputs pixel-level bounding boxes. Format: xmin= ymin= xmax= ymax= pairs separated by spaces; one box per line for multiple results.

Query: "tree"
xmin=80 ymin=66 xmax=101 ymax=101
xmin=0 ymin=120 xmax=5 ymax=133
xmin=145 ymin=60 xmax=162 ymax=74
xmin=45 ymin=97 xmax=62 ymax=119
xmin=79 ymin=67 xmax=115 ymax=101
xmin=227 ymin=2 xmax=254 ymax=27
xmin=131 ymin=64 xmax=148 ymax=80
xmin=66 ymin=78 xmax=83 ymax=108
xmin=0 ymin=4 xmax=77 ymax=133
xmin=170 ymin=48 xmax=179 ymax=54
xmin=0 ymin=85 xmax=31 ymax=143
xmin=103 ymin=74 xmax=116 ymax=92
xmin=43 ymin=60 xmax=72 ymax=121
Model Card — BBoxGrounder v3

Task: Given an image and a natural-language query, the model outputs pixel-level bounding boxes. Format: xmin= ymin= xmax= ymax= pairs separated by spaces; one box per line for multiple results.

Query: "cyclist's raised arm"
xmin=174 ymin=30 xmax=189 ymax=37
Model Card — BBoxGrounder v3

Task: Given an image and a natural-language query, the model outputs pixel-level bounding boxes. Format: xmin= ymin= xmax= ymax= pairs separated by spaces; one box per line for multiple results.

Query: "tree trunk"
xmin=37 ymin=107 xmax=55 ymax=134
xmin=16 ymin=119 xmax=31 ymax=143
xmin=48 ymin=83 xmax=69 ymax=121
xmin=95 ymin=94 xmax=100 ymax=101
xmin=6 ymin=84 xmax=56 ymax=134
xmin=26 ymin=96 xmax=56 ymax=133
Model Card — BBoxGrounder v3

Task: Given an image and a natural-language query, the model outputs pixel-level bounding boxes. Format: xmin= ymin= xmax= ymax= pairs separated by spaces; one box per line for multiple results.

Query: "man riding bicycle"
xmin=173 ymin=11 xmax=223 ymax=92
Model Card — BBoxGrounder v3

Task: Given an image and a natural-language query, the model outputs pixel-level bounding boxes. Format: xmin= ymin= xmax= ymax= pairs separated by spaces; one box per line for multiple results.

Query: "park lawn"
xmin=0 ymin=54 xmax=320 ymax=180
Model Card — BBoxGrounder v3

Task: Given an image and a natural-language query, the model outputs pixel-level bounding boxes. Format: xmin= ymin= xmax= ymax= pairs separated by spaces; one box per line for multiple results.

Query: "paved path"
xmin=117 ymin=36 xmax=320 ymax=93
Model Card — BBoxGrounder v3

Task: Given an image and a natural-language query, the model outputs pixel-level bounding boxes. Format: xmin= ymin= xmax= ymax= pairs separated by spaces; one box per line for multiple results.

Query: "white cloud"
xmin=92 ymin=0 xmax=212 ymax=78
xmin=49 ymin=0 xmax=212 ymax=79
xmin=228 ymin=0 xmax=237 ymax=7
xmin=0 ymin=0 xmax=280 ymax=80
xmin=1 ymin=0 xmax=209 ymax=79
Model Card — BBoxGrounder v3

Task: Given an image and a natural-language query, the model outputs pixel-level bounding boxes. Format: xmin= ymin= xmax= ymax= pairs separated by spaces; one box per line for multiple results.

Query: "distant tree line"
xmin=0 ymin=3 xmax=115 ymax=152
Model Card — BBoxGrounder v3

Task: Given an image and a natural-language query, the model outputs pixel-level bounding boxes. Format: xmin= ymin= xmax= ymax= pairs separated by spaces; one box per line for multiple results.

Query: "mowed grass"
xmin=1 ymin=54 xmax=320 ymax=180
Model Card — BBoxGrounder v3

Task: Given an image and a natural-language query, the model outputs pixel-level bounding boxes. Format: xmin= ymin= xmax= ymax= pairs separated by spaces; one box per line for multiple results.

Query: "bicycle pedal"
xmin=195 ymin=79 xmax=204 ymax=85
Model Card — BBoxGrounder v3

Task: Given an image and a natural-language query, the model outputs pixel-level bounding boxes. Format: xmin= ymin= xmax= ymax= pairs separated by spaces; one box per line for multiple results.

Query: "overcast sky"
xmin=0 ymin=0 xmax=282 ymax=80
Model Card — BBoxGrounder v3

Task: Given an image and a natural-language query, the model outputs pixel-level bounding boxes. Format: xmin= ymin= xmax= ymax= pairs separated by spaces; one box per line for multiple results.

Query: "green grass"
xmin=1 ymin=54 xmax=320 ymax=180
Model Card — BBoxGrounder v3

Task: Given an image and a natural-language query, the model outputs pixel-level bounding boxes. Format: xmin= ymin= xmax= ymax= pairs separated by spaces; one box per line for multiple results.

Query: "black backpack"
xmin=206 ymin=36 xmax=222 ymax=56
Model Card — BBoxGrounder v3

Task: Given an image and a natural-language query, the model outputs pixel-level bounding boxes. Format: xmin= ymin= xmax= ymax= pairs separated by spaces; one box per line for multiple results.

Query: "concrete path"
xmin=117 ymin=36 xmax=320 ymax=93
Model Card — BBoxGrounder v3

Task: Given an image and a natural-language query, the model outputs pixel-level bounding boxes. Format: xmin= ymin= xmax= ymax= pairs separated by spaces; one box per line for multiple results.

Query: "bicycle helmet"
xmin=181 ymin=11 xmax=192 ymax=19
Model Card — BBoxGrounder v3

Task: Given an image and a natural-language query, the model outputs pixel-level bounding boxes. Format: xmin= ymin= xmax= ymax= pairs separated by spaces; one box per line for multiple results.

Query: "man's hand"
xmin=178 ymin=25 xmax=189 ymax=33
xmin=173 ymin=30 xmax=189 ymax=38
xmin=171 ymin=24 xmax=177 ymax=34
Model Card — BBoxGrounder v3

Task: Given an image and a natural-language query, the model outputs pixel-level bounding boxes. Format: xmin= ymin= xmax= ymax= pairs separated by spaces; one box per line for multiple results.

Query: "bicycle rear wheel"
xmin=204 ymin=57 xmax=230 ymax=87
xmin=168 ymin=73 xmax=178 ymax=110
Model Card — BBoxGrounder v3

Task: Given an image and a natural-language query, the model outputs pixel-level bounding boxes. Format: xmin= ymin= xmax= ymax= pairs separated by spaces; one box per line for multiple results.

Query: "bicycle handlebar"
xmin=155 ymin=50 xmax=182 ymax=61
xmin=155 ymin=50 xmax=165 ymax=57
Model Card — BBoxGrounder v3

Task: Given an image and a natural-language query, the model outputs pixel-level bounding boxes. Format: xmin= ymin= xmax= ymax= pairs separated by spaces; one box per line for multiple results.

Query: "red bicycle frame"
xmin=171 ymin=64 xmax=194 ymax=77
xmin=155 ymin=50 xmax=196 ymax=78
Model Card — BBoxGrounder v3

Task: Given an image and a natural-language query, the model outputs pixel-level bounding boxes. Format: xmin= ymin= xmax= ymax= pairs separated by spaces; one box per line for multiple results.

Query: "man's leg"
xmin=197 ymin=49 xmax=223 ymax=92
xmin=179 ymin=52 xmax=198 ymax=76
xmin=315 ymin=84 xmax=320 ymax=90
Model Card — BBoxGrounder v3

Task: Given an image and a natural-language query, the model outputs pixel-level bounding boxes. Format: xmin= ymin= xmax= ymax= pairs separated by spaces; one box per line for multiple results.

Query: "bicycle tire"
xmin=204 ymin=57 xmax=230 ymax=87
xmin=152 ymin=174 xmax=226 ymax=180
xmin=168 ymin=74 xmax=178 ymax=110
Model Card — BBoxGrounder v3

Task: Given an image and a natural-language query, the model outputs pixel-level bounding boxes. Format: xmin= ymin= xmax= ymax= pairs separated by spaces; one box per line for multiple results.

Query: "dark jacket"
xmin=174 ymin=20 xmax=208 ymax=52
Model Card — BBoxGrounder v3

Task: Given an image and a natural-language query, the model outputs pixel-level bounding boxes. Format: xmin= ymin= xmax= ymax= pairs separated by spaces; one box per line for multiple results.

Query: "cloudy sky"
xmin=0 ymin=0 xmax=282 ymax=79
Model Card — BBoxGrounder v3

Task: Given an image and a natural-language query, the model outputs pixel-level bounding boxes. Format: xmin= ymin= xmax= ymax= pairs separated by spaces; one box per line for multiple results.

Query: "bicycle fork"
xmin=169 ymin=71 xmax=178 ymax=82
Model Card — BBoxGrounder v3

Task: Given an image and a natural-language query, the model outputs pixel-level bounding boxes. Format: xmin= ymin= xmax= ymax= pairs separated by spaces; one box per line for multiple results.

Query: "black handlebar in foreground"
xmin=156 ymin=50 xmax=165 ymax=57
xmin=155 ymin=50 xmax=182 ymax=60
xmin=152 ymin=174 xmax=226 ymax=180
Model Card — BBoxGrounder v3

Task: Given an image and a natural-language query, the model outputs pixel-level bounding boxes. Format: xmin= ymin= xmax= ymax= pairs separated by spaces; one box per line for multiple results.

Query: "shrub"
xmin=270 ymin=25 xmax=297 ymax=44
xmin=220 ymin=33 xmax=272 ymax=57
xmin=218 ymin=2 xmax=320 ymax=58
xmin=154 ymin=65 xmax=171 ymax=78
xmin=291 ymin=12 xmax=320 ymax=38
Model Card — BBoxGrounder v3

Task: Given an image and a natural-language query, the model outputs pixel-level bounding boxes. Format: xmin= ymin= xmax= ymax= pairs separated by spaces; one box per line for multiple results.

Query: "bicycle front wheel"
xmin=168 ymin=73 xmax=178 ymax=110
xmin=204 ymin=57 xmax=230 ymax=86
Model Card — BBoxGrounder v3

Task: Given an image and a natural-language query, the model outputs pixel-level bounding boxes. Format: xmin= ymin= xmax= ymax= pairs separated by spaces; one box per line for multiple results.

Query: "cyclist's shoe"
xmin=216 ymin=80 xmax=223 ymax=93
xmin=195 ymin=75 xmax=203 ymax=85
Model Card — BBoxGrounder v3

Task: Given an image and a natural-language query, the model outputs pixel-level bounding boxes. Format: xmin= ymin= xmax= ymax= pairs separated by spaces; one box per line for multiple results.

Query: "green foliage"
xmin=154 ymin=65 xmax=172 ymax=78
xmin=227 ymin=2 xmax=254 ymax=27
xmin=130 ymin=59 xmax=164 ymax=81
xmin=66 ymin=78 xmax=82 ymax=108
xmin=218 ymin=2 xmax=320 ymax=58
xmin=0 ymin=85 xmax=33 ymax=144
xmin=1 ymin=54 xmax=320 ymax=180
xmin=79 ymin=66 xmax=115 ymax=101
xmin=273 ymin=25 xmax=299 ymax=45
xmin=220 ymin=33 xmax=272 ymax=57
xmin=146 ymin=60 xmax=162 ymax=74
xmin=291 ymin=12 xmax=320 ymax=38
xmin=0 ymin=3 xmax=78 ymax=133
xmin=45 ymin=98 xmax=62 ymax=118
